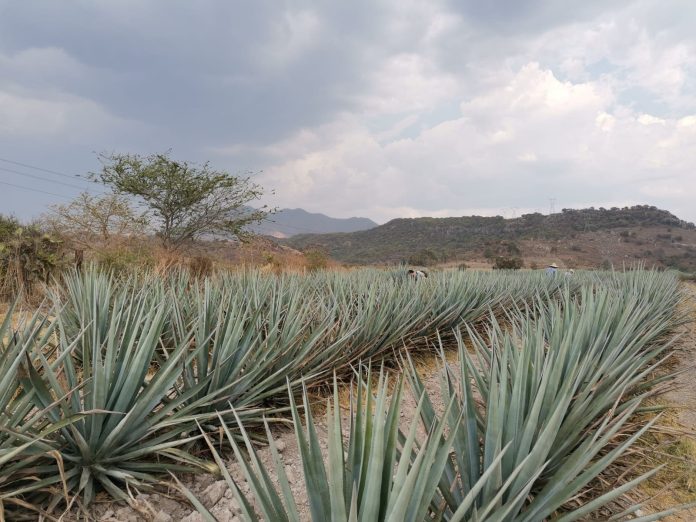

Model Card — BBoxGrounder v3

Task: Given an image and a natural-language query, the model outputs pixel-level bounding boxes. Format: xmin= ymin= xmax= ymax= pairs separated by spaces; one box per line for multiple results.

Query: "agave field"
xmin=0 ymin=267 xmax=688 ymax=520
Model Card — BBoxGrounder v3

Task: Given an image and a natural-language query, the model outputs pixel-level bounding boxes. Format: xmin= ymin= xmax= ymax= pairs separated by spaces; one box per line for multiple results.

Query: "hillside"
xmin=251 ymin=208 xmax=377 ymax=238
xmin=285 ymin=205 xmax=696 ymax=270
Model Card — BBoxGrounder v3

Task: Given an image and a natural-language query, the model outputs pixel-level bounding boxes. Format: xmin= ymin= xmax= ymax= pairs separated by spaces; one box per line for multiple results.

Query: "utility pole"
xmin=549 ymin=198 xmax=556 ymax=215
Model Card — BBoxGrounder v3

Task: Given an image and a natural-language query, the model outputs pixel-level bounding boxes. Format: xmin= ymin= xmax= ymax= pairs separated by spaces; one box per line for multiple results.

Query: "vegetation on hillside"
xmin=285 ymin=205 xmax=696 ymax=269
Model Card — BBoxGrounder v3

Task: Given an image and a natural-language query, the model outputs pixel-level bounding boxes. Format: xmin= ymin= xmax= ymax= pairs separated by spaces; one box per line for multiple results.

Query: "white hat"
xmin=549 ymin=263 xmax=558 ymax=268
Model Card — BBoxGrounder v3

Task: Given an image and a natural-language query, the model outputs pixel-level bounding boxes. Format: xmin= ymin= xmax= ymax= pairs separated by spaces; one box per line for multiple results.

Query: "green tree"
xmin=91 ymin=152 xmax=271 ymax=249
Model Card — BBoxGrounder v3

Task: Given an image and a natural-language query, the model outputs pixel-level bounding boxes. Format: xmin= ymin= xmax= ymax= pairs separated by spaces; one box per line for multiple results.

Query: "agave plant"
xmin=407 ymin=274 xmax=685 ymax=521
xmin=0 ymin=300 xmax=86 ymax=518
xmin=169 ymin=278 xmax=356 ymax=438
xmin=180 ymin=367 xmax=571 ymax=521
xmin=178 ymin=369 xmax=470 ymax=521
xmin=25 ymin=265 xmax=681 ymax=518
xmin=20 ymin=289 xmax=217 ymax=508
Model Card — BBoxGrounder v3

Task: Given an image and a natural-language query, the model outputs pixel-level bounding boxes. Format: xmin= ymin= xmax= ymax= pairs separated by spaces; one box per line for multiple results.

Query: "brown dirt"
xmin=637 ymin=283 xmax=696 ymax=521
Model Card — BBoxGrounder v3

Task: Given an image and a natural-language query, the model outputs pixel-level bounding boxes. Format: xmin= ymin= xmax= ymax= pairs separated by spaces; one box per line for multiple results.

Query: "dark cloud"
xmin=445 ymin=0 xmax=637 ymax=33
xmin=0 ymin=1 xmax=400 ymax=148
xmin=0 ymin=0 xmax=695 ymax=223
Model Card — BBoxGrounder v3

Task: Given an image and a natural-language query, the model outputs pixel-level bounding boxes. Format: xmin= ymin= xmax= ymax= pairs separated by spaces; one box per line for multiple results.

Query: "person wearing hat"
xmin=545 ymin=263 xmax=558 ymax=276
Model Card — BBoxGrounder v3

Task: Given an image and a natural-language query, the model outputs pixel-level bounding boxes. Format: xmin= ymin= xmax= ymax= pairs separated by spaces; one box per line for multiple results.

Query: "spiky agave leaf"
xmin=0 ymin=299 xmax=87 ymax=518
xmin=173 ymin=277 xmax=356 ymax=431
xmin=20 ymin=290 xmax=217 ymax=508
xmin=407 ymin=270 xmax=685 ymax=521
xmin=184 ymin=368 xmax=467 ymax=521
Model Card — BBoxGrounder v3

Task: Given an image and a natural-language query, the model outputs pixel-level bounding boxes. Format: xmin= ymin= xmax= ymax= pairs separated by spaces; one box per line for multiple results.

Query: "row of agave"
xmin=188 ymin=270 xmax=689 ymax=521
xmin=0 ymin=267 xmax=684 ymax=520
xmin=0 ymin=268 xmax=569 ymax=517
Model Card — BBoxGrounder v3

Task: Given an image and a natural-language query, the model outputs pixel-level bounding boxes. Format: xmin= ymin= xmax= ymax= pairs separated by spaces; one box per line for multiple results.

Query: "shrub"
xmin=95 ymin=245 xmax=154 ymax=275
xmin=0 ymin=221 xmax=64 ymax=298
xmin=505 ymin=241 xmax=521 ymax=256
xmin=493 ymin=256 xmax=523 ymax=269
xmin=304 ymin=248 xmax=329 ymax=271
xmin=407 ymin=248 xmax=439 ymax=266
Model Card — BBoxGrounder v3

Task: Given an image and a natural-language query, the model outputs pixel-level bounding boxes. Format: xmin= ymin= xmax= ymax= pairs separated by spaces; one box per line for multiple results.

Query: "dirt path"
xmin=640 ymin=283 xmax=696 ymax=521
xmin=662 ymin=284 xmax=696 ymax=428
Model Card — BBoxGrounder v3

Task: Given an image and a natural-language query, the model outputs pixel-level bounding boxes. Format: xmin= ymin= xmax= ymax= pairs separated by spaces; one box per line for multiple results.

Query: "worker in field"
xmin=545 ymin=263 xmax=558 ymax=276
xmin=407 ymin=269 xmax=428 ymax=280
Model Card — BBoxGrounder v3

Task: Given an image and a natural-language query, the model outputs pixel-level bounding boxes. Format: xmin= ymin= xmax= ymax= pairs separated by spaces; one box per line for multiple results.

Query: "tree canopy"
xmin=91 ymin=152 xmax=271 ymax=249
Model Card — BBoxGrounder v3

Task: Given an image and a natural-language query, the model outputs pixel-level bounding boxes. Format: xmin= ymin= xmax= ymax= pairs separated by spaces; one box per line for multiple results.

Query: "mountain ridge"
xmin=251 ymin=208 xmax=377 ymax=238
xmin=283 ymin=205 xmax=696 ymax=271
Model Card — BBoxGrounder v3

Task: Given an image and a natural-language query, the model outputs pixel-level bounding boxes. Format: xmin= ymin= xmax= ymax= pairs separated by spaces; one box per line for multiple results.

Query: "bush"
xmin=96 ymin=245 xmax=153 ymax=275
xmin=407 ymin=248 xmax=439 ymax=266
xmin=493 ymin=256 xmax=523 ymax=269
xmin=505 ymin=241 xmax=521 ymax=256
xmin=304 ymin=248 xmax=329 ymax=271
xmin=0 ymin=219 xmax=64 ymax=298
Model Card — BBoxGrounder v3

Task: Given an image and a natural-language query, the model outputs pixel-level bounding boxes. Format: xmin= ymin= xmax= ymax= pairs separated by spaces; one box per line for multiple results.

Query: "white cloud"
xmin=518 ymin=152 xmax=538 ymax=162
xmin=258 ymin=10 xmax=323 ymax=70
xmin=637 ymin=114 xmax=666 ymax=125
xmin=256 ymin=59 xmax=696 ymax=222
xmin=357 ymin=53 xmax=460 ymax=114
xmin=0 ymin=89 xmax=128 ymax=138
xmin=2 ymin=0 xmax=696 ymax=225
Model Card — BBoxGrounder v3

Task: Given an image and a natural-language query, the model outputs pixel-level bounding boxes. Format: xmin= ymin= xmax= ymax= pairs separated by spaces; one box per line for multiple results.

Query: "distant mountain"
xmin=284 ymin=205 xmax=696 ymax=271
xmin=251 ymin=208 xmax=377 ymax=238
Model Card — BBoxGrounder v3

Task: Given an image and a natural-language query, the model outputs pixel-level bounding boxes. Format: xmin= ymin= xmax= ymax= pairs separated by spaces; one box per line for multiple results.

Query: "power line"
xmin=0 ymin=156 xmax=90 ymax=183
xmin=0 ymin=166 xmax=102 ymax=193
xmin=0 ymin=180 xmax=74 ymax=200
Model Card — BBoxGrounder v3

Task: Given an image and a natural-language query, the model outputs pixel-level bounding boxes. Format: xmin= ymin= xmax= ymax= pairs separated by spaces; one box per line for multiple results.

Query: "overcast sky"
xmin=1 ymin=0 xmax=695 ymax=224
